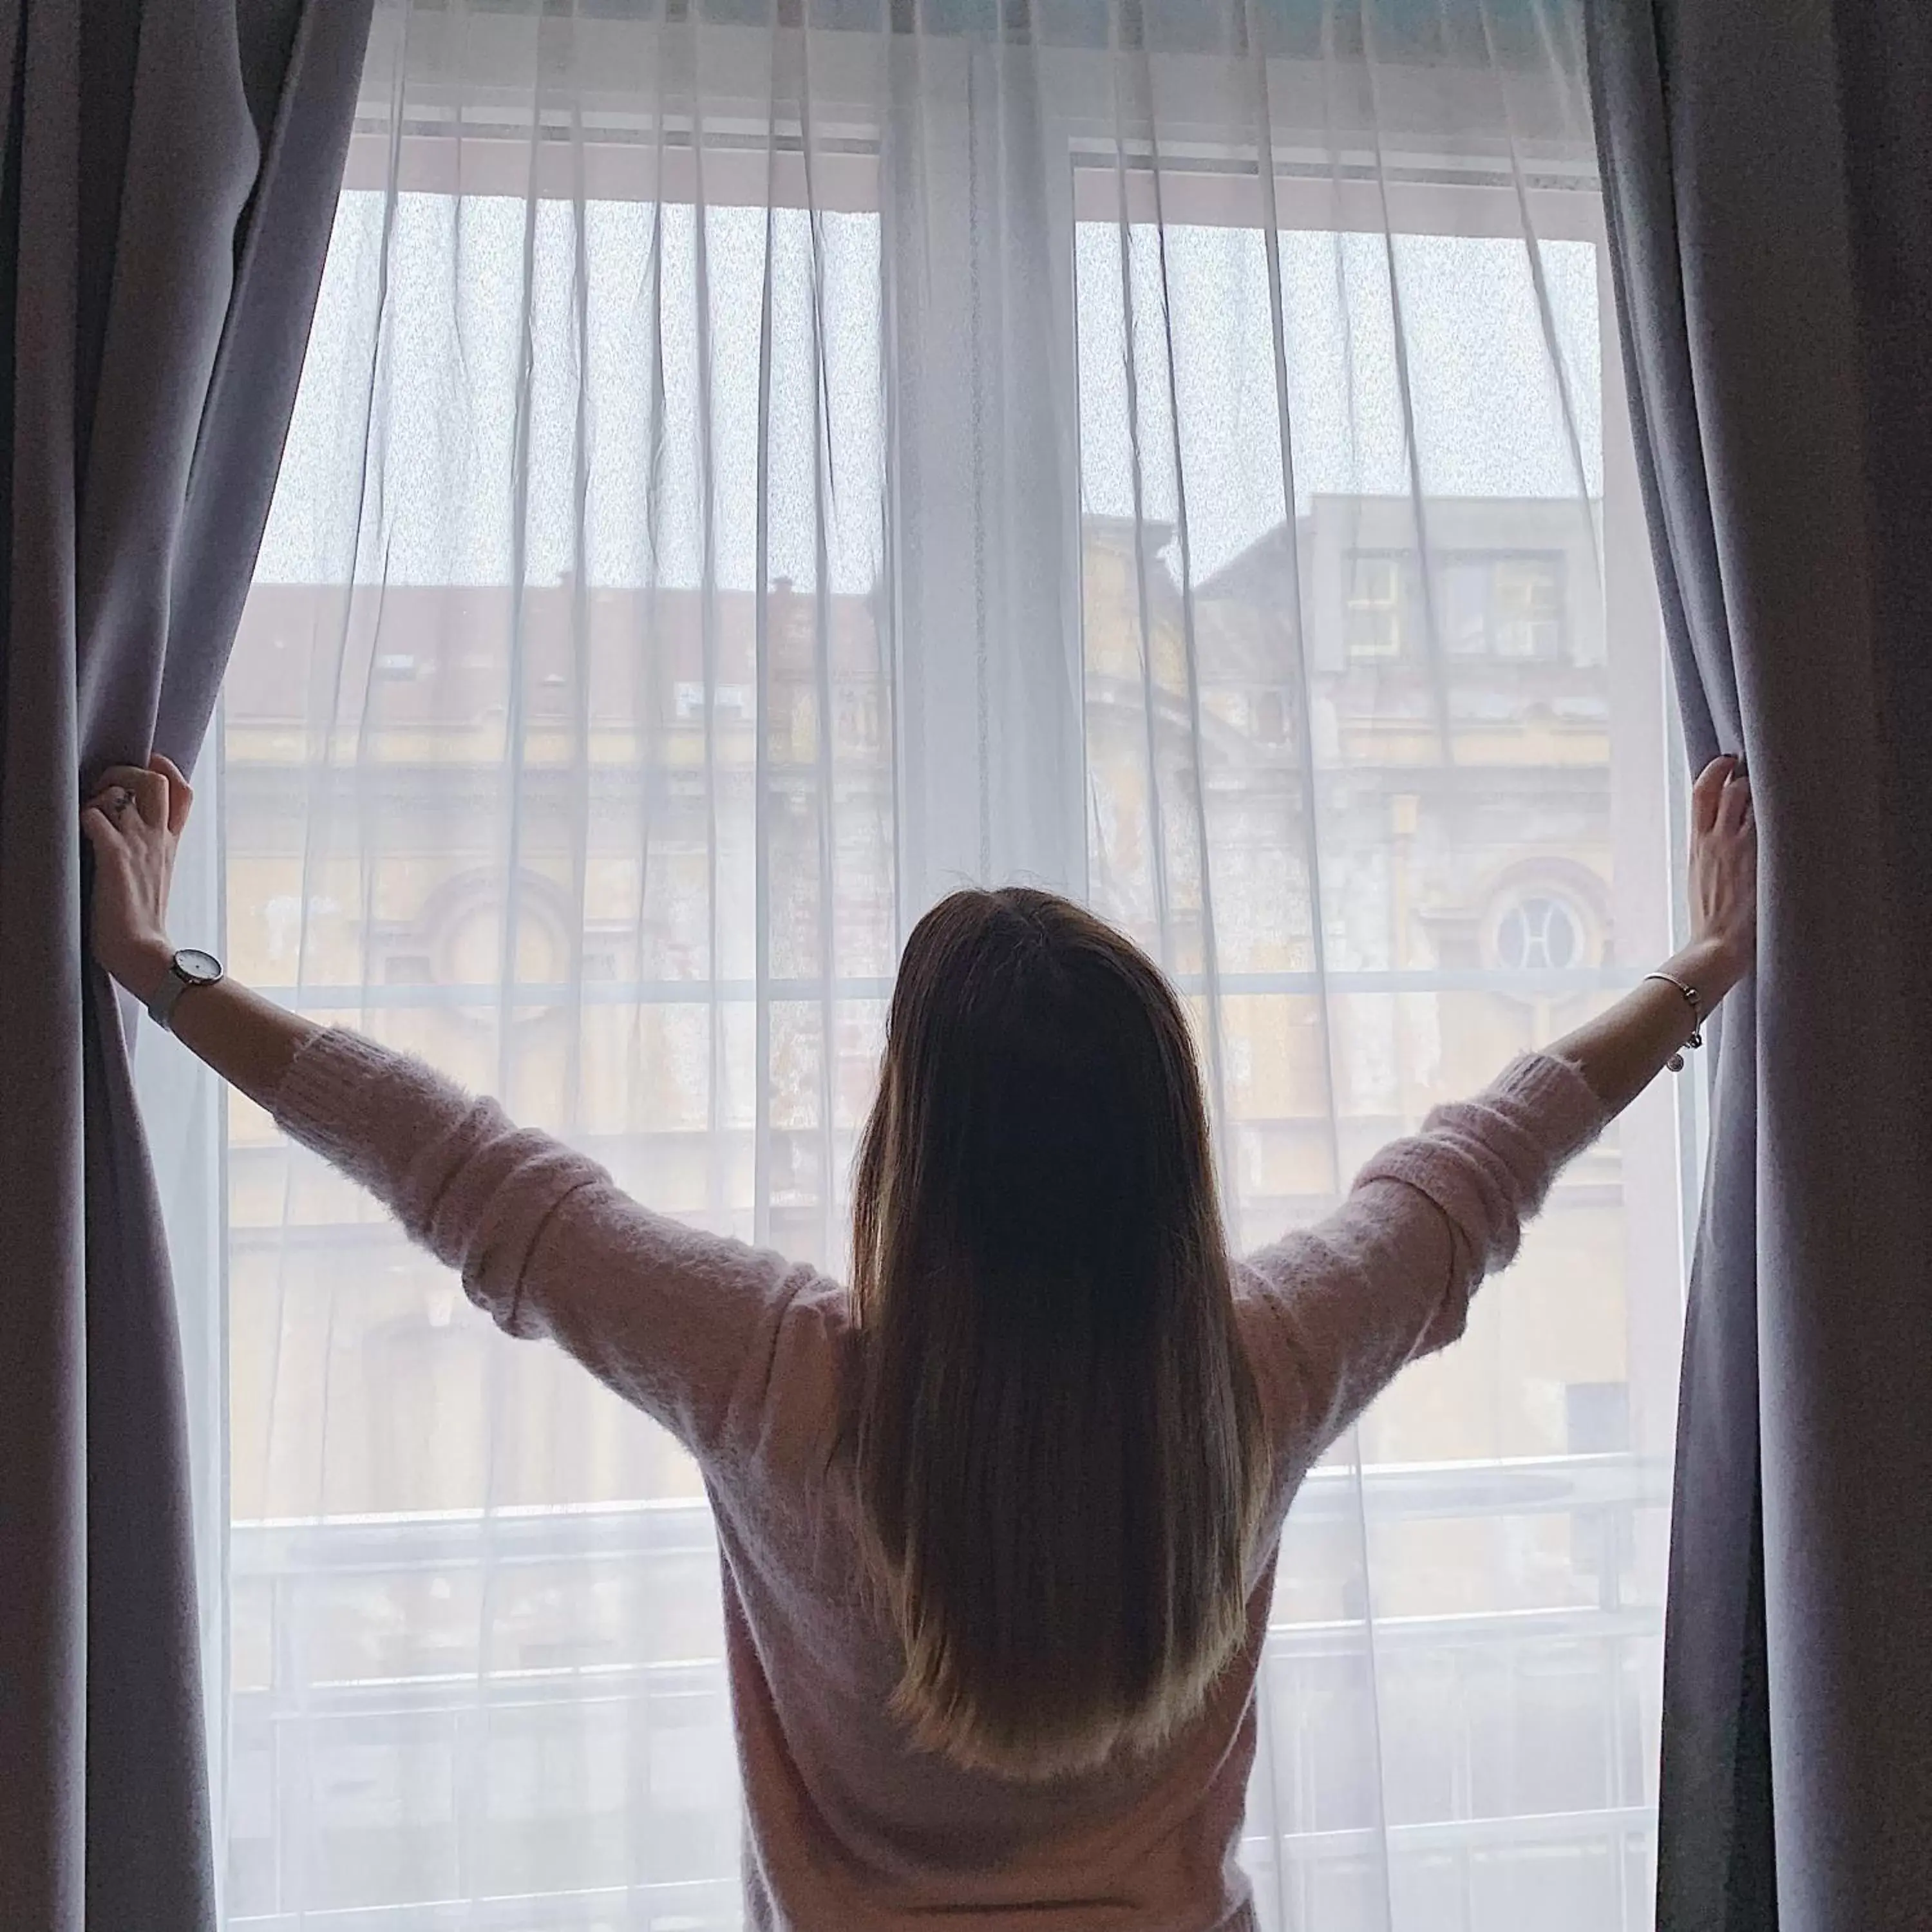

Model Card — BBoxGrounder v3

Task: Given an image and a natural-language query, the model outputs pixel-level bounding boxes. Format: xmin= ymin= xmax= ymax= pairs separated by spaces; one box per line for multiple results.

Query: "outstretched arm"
xmin=1240 ymin=753 xmax=1756 ymax=1463
xmin=82 ymin=756 xmax=813 ymax=1464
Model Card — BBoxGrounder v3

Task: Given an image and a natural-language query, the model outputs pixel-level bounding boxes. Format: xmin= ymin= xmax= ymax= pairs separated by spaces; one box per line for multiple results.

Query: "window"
xmin=1352 ymin=550 xmax=1569 ymax=663
xmin=1345 ymin=551 xmax=1414 ymax=658
xmin=835 ymin=680 xmax=884 ymax=750
xmin=674 ymin=681 xmax=755 ymax=722
xmin=190 ymin=86 xmax=1680 ymax=1932
xmin=1495 ymin=892 xmax=1587 ymax=970
xmin=1493 ymin=554 xmax=1567 ymax=658
xmin=1444 ymin=552 xmax=1567 ymax=659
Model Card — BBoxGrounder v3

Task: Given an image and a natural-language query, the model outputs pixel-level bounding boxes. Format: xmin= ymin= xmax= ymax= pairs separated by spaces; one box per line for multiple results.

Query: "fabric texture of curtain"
xmin=198 ymin=0 xmax=1689 ymax=1923
xmin=0 ymin=3 xmax=370 ymax=1926
xmin=1588 ymin=5 xmax=1932 ymax=1929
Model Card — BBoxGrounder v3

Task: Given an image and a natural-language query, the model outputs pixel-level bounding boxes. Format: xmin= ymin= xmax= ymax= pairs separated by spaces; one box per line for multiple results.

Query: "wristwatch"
xmin=147 ymin=947 xmax=224 ymax=1032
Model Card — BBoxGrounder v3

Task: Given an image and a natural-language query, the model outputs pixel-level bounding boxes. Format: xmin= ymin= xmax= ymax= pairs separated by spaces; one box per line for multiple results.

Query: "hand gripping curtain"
xmin=0 ymin=4 xmax=370 ymax=1926
xmin=1587 ymin=4 xmax=1932 ymax=1928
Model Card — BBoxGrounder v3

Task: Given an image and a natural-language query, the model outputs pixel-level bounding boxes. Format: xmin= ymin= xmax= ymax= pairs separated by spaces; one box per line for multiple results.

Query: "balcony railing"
xmin=226 ymin=1452 xmax=1667 ymax=1929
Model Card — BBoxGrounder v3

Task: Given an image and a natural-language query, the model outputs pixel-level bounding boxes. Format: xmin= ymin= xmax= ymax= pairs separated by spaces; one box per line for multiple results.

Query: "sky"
xmin=256 ymin=190 xmax=1601 ymax=594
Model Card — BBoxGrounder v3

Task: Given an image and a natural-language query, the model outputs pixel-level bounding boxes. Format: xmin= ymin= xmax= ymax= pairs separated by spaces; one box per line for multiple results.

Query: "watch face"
xmin=175 ymin=949 xmax=223 ymax=985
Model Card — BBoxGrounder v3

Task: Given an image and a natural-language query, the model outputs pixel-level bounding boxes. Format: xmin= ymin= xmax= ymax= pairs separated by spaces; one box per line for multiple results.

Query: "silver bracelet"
xmin=1643 ymin=970 xmax=1704 ymax=1072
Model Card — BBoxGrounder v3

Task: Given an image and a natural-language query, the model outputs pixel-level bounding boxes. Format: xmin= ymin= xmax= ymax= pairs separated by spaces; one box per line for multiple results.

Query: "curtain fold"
xmin=214 ymin=4 xmax=1689 ymax=1924
xmin=1587 ymin=4 xmax=1932 ymax=1927
xmin=0 ymin=4 xmax=370 ymax=1926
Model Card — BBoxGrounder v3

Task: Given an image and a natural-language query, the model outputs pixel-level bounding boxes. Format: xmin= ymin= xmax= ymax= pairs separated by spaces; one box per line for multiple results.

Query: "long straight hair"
xmin=850 ymin=887 xmax=1269 ymax=1780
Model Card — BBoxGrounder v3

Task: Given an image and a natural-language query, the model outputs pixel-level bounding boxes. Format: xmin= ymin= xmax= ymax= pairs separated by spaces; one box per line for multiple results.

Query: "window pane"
xmin=1442 ymin=556 xmax=1493 ymax=656
xmin=1347 ymin=551 xmax=1413 ymax=658
xmin=227 ymin=184 xmax=885 ymax=1919
xmin=1077 ymin=205 xmax=1676 ymax=1929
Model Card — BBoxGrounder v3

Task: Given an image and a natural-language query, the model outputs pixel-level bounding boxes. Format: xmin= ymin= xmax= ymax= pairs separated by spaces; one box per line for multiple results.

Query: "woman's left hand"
xmin=81 ymin=754 xmax=193 ymax=1005
xmin=1685 ymin=752 xmax=1756 ymax=998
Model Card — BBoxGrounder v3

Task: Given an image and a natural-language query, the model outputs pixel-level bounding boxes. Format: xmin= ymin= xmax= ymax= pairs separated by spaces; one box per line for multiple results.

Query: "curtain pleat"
xmin=1590 ymin=4 xmax=1932 ymax=1927
xmin=0 ymin=5 xmax=370 ymax=1927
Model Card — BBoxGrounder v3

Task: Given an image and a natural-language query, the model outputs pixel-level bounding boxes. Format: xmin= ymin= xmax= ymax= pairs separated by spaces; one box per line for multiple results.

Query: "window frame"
xmin=161 ymin=58 xmax=1690 ymax=1924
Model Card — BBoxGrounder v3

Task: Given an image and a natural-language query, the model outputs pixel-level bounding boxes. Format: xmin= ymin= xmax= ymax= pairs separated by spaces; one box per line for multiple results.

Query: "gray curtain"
xmin=0 ymin=3 xmax=370 ymax=1926
xmin=1587 ymin=4 xmax=1932 ymax=1928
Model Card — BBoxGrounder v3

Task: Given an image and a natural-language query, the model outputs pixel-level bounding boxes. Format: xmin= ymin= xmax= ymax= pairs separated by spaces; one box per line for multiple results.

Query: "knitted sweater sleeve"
xmin=1239 ymin=1053 xmax=1609 ymax=1466
xmin=270 ymin=1027 xmax=810 ymax=1466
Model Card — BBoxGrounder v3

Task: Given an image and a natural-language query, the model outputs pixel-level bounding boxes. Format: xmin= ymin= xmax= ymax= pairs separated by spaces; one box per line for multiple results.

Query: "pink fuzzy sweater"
xmin=274 ymin=1029 xmax=1606 ymax=1932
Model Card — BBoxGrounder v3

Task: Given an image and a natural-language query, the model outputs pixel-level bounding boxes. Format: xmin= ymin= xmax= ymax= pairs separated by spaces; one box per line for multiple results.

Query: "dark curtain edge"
xmin=163 ymin=0 xmax=375 ymax=766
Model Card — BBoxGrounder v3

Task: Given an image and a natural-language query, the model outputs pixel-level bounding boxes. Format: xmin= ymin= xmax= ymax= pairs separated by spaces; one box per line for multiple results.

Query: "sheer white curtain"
xmin=197 ymin=1 xmax=1682 ymax=1924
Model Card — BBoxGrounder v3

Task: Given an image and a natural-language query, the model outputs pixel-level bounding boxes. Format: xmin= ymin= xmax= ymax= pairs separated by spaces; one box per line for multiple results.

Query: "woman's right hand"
xmin=80 ymin=753 xmax=193 ymax=1006
xmin=1686 ymin=753 xmax=1757 ymax=998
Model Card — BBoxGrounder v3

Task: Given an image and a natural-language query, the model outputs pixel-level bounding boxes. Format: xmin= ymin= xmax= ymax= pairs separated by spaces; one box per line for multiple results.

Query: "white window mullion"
xmin=880 ymin=32 xmax=1087 ymax=922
